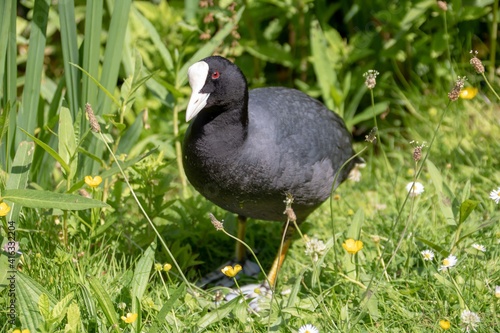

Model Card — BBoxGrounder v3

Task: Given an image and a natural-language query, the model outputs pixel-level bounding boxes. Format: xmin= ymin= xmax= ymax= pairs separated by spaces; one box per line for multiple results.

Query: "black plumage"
xmin=182 ymin=56 xmax=358 ymax=286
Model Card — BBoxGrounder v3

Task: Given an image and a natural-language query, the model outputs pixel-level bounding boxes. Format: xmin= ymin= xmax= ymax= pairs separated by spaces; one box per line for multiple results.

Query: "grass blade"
xmin=5 ymin=141 xmax=35 ymax=223
xmin=87 ymin=275 xmax=121 ymax=333
xmin=59 ymin=107 xmax=78 ymax=179
xmin=96 ymin=0 xmax=132 ymax=113
xmin=17 ymin=0 xmax=50 ymax=145
xmin=0 ymin=0 xmax=14 ymax=95
xmin=19 ymin=128 xmax=71 ymax=175
xmin=58 ymin=0 xmax=80 ymax=116
xmin=131 ymin=243 xmax=156 ymax=316
xmin=81 ymin=0 xmax=103 ymax=111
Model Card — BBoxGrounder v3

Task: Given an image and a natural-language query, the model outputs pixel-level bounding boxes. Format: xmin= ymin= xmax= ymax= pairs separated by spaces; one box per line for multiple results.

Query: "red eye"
xmin=212 ymin=71 xmax=220 ymax=79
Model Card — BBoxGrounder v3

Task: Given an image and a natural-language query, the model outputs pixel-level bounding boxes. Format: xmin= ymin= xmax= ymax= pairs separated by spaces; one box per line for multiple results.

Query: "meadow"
xmin=0 ymin=0 xmax=499 ymax=332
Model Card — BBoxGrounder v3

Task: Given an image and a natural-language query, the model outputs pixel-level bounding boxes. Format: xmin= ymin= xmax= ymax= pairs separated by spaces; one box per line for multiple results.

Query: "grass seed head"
xmin=470 ymin=50 xmax=485 ymax=74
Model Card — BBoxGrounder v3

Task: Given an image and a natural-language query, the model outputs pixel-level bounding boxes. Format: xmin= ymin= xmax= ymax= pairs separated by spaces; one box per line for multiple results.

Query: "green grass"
xmin=1 ymin=0 xmax=500 ymax=332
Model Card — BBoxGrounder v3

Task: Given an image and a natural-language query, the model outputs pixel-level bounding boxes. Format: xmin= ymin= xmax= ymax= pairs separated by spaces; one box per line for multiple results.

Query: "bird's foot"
xmin=197 ymin=259 xmax=260 ymax=288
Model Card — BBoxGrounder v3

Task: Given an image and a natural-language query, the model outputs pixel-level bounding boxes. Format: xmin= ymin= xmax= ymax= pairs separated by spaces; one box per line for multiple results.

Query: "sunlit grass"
xmin=1 ymin=1 xmax=500 ymax=332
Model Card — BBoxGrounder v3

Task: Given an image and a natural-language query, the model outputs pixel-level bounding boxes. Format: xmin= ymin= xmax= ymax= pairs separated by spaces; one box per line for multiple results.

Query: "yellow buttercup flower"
xmin=121 ymin=312 xmax=138 ymax=324
xmin=221 ymin=264 xmax=242 ymax=278
xmin=0 ymin=202 xmax=11 ymax=216
xmin=163 ymin=263 xmax=172 ymax=272
xmin=439 ymin=319 xmax=451 ymax=330
xmin=459 ymin=87 xmax=478 ymax=99
xmin=12 ymin=329 xmax=30 ymax=333
xmin=342 ymin=238 xmax=363 ymax=254
xmin=85 ymin=175 xmax=102 ymax=188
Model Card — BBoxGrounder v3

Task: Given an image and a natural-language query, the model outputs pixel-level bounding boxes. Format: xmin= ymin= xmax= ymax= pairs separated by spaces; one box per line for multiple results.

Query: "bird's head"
xmin=186 ymin=56 xmax=248 ymax=122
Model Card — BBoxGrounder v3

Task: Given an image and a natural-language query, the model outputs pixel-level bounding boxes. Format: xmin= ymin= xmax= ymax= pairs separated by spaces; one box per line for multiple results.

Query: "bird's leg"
xmin=235 ymin=215 xmax=247 ymax=262
xmin=266 ymin=222 xmax=296 ymax=289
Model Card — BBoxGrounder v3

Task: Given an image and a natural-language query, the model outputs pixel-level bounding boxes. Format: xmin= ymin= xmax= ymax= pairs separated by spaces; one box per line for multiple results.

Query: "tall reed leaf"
xmin=0 ymin=0 xmax=14 ymax=96
xmin=82 ymin=0 xmax=103 ymax=111
xmin=17 ymin=0 xmax=50 ymax=146
xmin=58 ymin=0 xmax=80 ymax=117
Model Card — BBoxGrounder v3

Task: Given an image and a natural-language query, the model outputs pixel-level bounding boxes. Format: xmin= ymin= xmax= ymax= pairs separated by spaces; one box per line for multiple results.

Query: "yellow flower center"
xmin=443 ymin=259 xmax=450 ymax=266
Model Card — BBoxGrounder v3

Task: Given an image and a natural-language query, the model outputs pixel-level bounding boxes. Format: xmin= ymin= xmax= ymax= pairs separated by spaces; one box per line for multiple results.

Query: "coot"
xmin=183 ymin=56 xmax=358 ymax=287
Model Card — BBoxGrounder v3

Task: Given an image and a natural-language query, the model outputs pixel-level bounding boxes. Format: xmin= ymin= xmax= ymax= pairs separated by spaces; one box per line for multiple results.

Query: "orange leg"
xmin=266 ymin=223 xmax=296 ymax=288
xmin=235 ymin=215 xmax=247 ymax=262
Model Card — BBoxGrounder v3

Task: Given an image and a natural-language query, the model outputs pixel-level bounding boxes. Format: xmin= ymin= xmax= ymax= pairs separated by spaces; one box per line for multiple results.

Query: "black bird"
xmin=183 ymin=56 xmax=359 ymax=287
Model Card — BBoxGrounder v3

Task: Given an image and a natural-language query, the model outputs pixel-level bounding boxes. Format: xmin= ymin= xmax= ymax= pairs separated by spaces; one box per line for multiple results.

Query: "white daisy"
xmin=298 ymin=324 xmax=319 ymax=333
xmin=438 ymin=255 xmax=458 ymax=271
xmin=421 ymin=249 xmax=435 ymax=261
xmin=460 ymin=309 xmax=480 ymax=332
xmin=471 ymin=243 xmax=486 ymax=252
xmin=406 ymin=181 xmax=424 ymax=197
xmin=495 ymin=285 xmax=500 ymax=298
xmin=489 ymin=187 xmax=500 ymax=204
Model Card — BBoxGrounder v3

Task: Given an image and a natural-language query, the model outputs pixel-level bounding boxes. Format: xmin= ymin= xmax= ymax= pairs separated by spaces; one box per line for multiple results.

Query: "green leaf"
xmin=347 ymin=208 xmax=364 ymax=239
xmin=310 ymin=20 xmax=337 ymax=110
xmin=81 ymin=0 xmax=103 ymax=112
xmin=17 ymin=0 xmax=50 ymax=145
xmin=0 ymin=0 xmax=14 ymax=94
xmin=51 ymin=292 xmax=75 ymax=326
xmin=2 ymin=189 xmax=109 ymax=210
xmin=458 ymin=199 xmax=480 ymax=225
xmin=177 ymin=6 xmax=244 ymax=87
xmin=70 ymin=63 xmax=120 ymax=108
xmin=87 ymin=275 xmax=121 ymax=332
xmin=59 ymin=107 xmax=78 ymax=178
xmin=346 ymin=101 xmax=390 ymax=129
xmin=149 ymin=285 xmax=186 ymax=333
xmin=19 ymin=127 xmax=71 ymax=175
xmin=131 ymin=243 xmax=156 ymax=316
xmin=426 ymin=160 xmax=455 ymax=225
xmin=66 ymin=302 xmax=81 ymax=333
xmin=38 ymin=293 xmax=51 ymax=321
xmin=58 ymin=0 xmax=80 ymax=115
xmin=132 ymin=6 xmax=173 ymax=71
xmin=5 ymin=141 xmax=35 ymax=222
xmin=195 ymin=297 xmax=240 ymax=331
xmin=17 ymin=271 xmax=57 ymax=332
